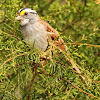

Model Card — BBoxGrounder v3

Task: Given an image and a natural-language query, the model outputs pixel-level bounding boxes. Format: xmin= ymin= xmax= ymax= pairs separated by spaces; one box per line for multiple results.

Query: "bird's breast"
xmin=21 ymin=22 xmax=48 ymax=51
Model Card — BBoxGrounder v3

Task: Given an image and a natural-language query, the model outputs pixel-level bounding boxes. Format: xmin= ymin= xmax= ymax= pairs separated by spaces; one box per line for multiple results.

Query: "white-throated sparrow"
xmin=15 ymin=8 xmax=65 ymax=51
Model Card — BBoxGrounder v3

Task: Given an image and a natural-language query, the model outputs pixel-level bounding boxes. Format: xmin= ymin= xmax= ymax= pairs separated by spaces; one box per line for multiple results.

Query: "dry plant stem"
xmin=27 ymin=66 xmax=37 ymax=100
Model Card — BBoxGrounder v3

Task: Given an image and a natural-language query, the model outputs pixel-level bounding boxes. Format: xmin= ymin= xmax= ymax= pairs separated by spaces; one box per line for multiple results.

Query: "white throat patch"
xmin=21 ymin=18 xmax=29 ymax=26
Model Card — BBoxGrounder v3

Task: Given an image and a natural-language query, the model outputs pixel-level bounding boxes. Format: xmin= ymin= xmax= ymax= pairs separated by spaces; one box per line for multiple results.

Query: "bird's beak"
xmin=15 ymin=16 xmax=24 ymax=20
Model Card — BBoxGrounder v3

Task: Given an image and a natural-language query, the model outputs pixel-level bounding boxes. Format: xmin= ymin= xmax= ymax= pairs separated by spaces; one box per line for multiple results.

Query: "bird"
xmin=15 ymin=8 xmax=65 ymax=52
xmin=15 ymin=8 xmax=86 ymax=83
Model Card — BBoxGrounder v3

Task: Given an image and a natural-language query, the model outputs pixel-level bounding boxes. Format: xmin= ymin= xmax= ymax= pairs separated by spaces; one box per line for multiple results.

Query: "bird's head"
xmin=15 ymin=8 xmax=38 ymax=26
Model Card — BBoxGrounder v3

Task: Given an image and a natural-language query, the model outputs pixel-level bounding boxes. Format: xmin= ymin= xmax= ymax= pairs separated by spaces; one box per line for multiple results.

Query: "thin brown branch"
xmin=54 ymin=60 xmax=100 ymax=83
xmin=6 ymin=31 xmax=20 ymax=40
xmin=54 ymin=44 xmax=87 ymax=85
xmin=0 ymin=30 xmax=20 ymax=40
xmin=39 ymin=63 xmax=47 ymax=74
xmin=0 ymin=19 xmax=10 ymax=23
xmin=65 ymin=43 xmax=100 ymax=48
xmin=0 ymin=53 xmax=27 ymax=70
xmin=61 ymin=78 xmax=98 ymax=98
xmin=54 ymin=43 xmax=100 ymax=84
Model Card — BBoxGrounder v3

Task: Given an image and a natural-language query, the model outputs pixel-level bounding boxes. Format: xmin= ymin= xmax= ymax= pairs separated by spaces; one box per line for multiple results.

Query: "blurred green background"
xmin=0 ymin=0 xmax=100 ymax=100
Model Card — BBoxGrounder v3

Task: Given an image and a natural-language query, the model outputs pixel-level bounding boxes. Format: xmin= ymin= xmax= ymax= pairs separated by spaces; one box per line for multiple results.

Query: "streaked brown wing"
xmin=38 ymin=18 xmax=65 ymax=50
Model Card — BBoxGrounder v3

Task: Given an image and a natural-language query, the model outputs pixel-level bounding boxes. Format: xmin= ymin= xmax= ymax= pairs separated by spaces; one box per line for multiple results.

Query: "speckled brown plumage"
xmin=38 ymin=17 xmax=65 ymax=50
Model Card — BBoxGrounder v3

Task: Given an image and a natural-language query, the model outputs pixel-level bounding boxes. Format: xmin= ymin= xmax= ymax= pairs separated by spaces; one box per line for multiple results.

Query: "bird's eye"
xmin=24 ymin=12 xmax=28 ymax=15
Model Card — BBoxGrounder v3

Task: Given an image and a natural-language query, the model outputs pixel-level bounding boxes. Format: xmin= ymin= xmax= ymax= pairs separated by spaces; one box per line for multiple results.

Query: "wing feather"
xmin=38 ymin=18 xmax=65 ymax=50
